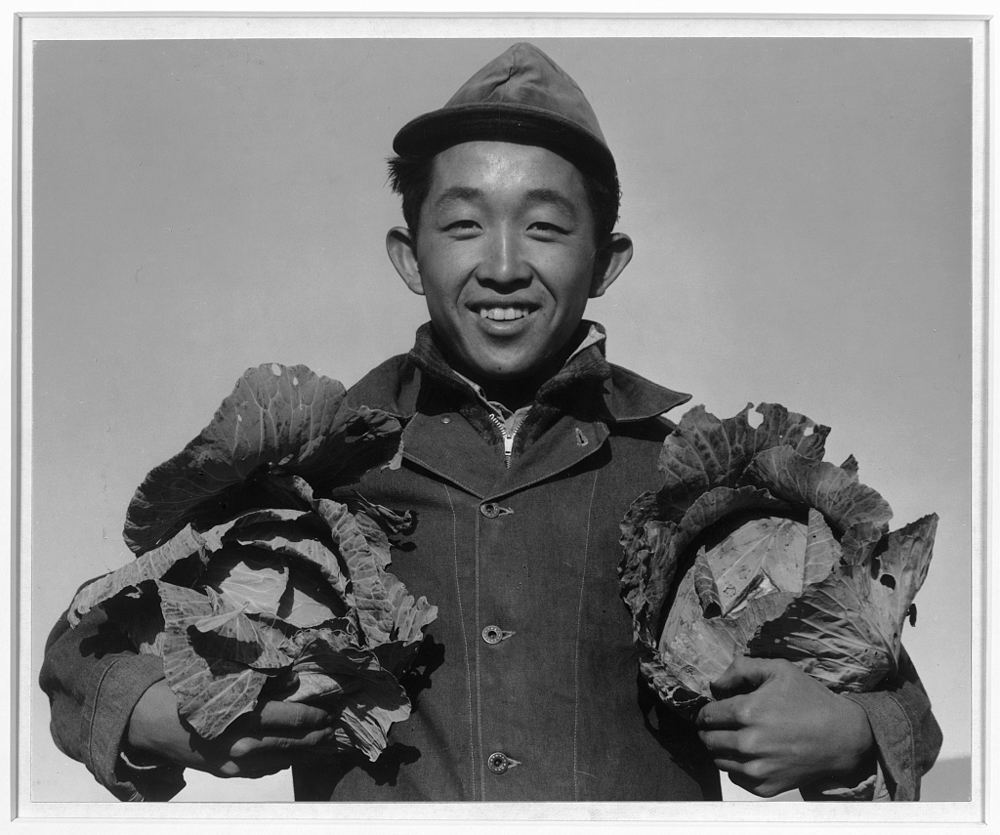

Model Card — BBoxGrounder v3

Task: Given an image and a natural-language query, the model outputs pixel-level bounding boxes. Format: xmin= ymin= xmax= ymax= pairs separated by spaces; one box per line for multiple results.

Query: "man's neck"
xmin=419 ymin=321 xmax=606 ymax=412
xmin=474 ymin=376 xmax=545 ymax=412
xmin=444 ymin=345 xmax=579 ymax=412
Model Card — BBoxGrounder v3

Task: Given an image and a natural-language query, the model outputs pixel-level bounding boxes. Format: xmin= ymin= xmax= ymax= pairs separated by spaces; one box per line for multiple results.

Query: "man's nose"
xmin=478 ymin=227 xmax=530 ymax=286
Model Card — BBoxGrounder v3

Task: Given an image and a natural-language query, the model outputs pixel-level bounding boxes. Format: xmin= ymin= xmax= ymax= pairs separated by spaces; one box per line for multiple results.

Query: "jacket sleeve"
xmin=40 ymin=604 xmax=186 ymax=801
xmin=802 ymin=646 xmax=942 ymax=801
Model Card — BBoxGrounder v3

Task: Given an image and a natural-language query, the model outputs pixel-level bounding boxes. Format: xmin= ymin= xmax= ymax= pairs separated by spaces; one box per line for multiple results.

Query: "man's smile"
xmin=477 ymin=306 xmax=532 ymax=321
xmin=469 ymin=300 xmax=540 ymax=324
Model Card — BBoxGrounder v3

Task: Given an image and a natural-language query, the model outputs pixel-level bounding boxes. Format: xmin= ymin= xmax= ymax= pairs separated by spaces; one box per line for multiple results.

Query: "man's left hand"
xmin=695 ymin=656 xmax=876 ymax=797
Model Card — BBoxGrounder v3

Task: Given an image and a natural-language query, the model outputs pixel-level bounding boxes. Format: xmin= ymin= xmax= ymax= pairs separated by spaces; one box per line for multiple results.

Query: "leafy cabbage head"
xmin=619 ymin=403 xmax=936 ymax=719
xmin=68 ymin=364 xmax=436 ymax=762
xmin=124 ymin=363 xmax=402 ymax=556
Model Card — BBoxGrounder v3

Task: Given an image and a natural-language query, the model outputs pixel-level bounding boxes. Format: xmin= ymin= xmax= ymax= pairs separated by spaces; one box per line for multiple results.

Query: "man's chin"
xmin=445 ymin=333 xmax=571 ymax=389
xmin=464 ymin=356 xmax=560 ymax=388
xmin=445 ymin=345 xmax=569 ymax=408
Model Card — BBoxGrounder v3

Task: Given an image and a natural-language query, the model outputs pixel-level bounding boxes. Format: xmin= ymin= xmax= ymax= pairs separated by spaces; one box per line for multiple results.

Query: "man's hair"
xmin=386 ymin=150 xmax=621 ymax=244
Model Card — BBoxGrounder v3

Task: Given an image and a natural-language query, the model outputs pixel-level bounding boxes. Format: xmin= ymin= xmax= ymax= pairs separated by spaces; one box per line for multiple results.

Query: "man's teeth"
xmin=480 ymin=307 xmax=529 ymax=321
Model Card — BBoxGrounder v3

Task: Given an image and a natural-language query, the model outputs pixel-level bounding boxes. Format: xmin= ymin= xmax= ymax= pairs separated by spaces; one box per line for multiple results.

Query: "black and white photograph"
xmin=12 ymin=12 xmax=986 ymax=831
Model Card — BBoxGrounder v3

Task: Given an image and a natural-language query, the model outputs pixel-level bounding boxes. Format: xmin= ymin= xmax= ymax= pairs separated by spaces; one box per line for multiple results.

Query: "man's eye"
xmin=444 ymin=220 xmax=480 ymax=233
xmin=529 ymin=222 xmax=568 ymax=236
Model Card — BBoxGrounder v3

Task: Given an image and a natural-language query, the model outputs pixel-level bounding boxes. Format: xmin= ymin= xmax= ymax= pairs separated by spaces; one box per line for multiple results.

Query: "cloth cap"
xmin=392 ymin=42 xmax=616 ymax=180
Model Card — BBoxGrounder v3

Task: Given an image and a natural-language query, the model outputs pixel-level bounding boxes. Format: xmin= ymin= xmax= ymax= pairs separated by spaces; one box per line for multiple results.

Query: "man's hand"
xmin=695 ymin=656 xmax=876 ymax=797
xmin=126 ymin=679 xmax=340 ymax=779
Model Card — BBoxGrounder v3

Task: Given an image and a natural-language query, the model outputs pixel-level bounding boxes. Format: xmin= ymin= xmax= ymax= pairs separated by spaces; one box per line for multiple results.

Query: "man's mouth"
xmin=476 ymin=305 xmax=535 ymax=321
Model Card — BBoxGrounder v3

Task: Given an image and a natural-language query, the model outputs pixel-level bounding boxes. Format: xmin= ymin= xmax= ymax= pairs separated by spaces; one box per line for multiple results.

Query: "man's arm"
xmin=695 ymin=650 xmax=941 ymax=800
xmin=41 ymin=604 xmax=341 ymax=801
xmin=833 ymin=647 xmax=942 ymax=801
xmin=41 ymin=604 xmax=185 ymax=801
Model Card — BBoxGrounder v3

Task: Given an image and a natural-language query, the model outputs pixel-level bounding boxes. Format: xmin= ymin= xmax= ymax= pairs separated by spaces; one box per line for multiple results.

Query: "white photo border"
xmin=8 ymin=9 xmax=991 ymax=833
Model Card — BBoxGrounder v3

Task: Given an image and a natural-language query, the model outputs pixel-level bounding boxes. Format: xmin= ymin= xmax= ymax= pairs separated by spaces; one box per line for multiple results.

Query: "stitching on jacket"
xmin=878 ymin=690 xmax=915 ymax=800
xmin=473 ymin=496 xmax=485 ymax=800
xmin=87 ymin=658 xmax=140 ymax=798
xmin=404 ymin=451 xmax=486 ymax=499
xmin=443 ymin=483 xmax=478 ymax=799
xmin=571 ymin=468 xmax=600 ymax=800
xmin=890 ymin=690 xmax=917 ymax=800
xmin=85 ymin=660 xmax=112 ymax=781
xmin=840 ymin=691 xmax=902 ymax=800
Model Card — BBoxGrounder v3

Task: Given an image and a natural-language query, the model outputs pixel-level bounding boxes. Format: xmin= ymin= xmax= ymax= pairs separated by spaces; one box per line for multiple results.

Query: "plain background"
xmin=26 ymin=34 xmax=973 ymax=804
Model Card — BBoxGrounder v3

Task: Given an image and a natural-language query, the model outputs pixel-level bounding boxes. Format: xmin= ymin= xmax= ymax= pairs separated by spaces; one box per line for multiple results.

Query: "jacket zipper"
xmin=488 ymin=412 xmax=526 ymax=468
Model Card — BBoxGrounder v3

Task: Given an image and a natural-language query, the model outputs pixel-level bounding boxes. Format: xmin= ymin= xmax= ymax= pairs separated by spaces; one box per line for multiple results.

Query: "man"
xmin=41 ymin=42 xmax=940 ymax=803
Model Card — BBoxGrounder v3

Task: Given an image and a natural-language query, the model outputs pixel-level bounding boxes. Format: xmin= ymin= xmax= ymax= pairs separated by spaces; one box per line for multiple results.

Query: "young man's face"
xmin=387 ymin=141 xmax=632 ymax=385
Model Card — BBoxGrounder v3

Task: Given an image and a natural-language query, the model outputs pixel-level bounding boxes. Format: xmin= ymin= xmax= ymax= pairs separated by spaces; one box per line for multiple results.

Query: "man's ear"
xmin=589 ymin=232 xmax=633 ymax=298
xmin=386 ymin=227 xmax=424 ymax=296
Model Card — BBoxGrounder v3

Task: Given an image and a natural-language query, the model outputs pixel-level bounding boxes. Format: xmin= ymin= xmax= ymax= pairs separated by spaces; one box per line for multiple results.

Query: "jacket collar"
xmin=348 ymin=321 xmax=690 ymax=423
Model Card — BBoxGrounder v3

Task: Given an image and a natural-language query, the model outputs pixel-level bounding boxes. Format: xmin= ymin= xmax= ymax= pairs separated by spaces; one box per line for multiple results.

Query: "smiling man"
xmin=41 ymin=42 xmax=941 ymax=803
xmin=385 ymin=140 xmax=631 ymax=396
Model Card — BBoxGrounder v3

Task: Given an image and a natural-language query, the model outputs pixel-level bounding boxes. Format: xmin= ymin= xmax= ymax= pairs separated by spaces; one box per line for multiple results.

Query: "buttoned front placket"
xmin=400 ymin=401 xmax=614 ymax=800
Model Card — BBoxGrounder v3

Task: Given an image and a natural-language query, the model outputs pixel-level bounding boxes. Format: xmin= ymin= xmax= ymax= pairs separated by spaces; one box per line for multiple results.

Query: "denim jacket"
xmin=40 ymin=323 xmax=941 ymax=802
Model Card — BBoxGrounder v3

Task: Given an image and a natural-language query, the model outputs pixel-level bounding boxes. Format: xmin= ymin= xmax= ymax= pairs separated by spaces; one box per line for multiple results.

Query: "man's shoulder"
xmin=345 ymin=352 xmax=419 ymax=416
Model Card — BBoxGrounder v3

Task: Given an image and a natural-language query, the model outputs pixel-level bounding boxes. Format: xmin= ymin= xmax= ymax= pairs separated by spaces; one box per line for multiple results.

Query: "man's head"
xmin=385 ymin=43 xmax=633 ymax=387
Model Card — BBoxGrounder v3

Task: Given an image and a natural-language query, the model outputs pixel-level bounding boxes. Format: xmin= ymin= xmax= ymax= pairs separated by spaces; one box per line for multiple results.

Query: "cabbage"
xmin=619 ymin=403 xmax=936 ymax=719
xmin=68 ymin=363 xmax=436 ymax=761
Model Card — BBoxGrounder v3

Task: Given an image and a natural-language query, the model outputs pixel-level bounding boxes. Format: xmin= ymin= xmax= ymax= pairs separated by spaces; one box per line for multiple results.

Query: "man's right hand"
xmin=126 ymin=679 xmax=341 ymax=778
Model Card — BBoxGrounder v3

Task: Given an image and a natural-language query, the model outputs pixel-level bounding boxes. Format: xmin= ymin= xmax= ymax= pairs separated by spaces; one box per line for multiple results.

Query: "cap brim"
xmin=392 ymin=102 xmax=617 ymax=180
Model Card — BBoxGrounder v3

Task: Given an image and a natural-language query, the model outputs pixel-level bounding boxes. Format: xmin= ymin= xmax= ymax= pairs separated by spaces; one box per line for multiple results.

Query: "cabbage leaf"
xmin=123 ymin=363 xmax=402 ymax=556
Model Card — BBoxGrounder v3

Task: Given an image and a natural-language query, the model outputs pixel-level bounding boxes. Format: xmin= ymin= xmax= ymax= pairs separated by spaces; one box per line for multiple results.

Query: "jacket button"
xmin=480 ymin=502 xmax=501 ymax=519
xmin=482 ymin=625 xmax=503 ymax=645
xmin=487 ymin=751 xmax=512 ymax=774
xmin=440 ymin=416 xmax=451 ymax=424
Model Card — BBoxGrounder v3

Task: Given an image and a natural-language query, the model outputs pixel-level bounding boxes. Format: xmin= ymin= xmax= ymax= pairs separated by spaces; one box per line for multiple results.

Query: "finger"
xmin=226 ymin=725 xmax=340 ymax=759
xmin=258 ymin=699 xmax=337 ymax=730
xmin=727 ymin=770 xmax=788 ymax=799
xmin=260 ymin=670 xmax=301 ymax=700
xmin=726 ymin=771 xmax=764 ymax=794
xmin=216 ymin=750 xmax=296 ymax=779
xmin=709 ymin=755 xmax=753 ymax=776
xmin=255 ymin=726 xmax=341 ymax=752
xmin=696 ymin=695 xmax=749 ymax=730
xmin=696 ymin=729 xmax=743 ymax=756
xmin=709 ymin=656 xmax=774 ymax=699
xmin=232 ymin=700 xmax=336 ymax=736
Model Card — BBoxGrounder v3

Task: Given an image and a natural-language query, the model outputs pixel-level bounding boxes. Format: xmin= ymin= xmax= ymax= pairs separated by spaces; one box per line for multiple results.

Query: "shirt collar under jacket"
xmin=451 ymin=321 xmax=608 ymax=423
xmin=347 ymin=320 xmax=691 ymax=425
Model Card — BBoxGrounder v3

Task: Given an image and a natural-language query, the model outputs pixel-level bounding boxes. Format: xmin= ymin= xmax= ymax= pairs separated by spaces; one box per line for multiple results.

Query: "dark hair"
xmin=386 ymin=148 xmax=621 ymax=244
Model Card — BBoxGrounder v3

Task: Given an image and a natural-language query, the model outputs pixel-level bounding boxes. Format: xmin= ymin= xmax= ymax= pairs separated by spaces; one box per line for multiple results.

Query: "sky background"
xmin=26 ymin=34 xmax=973 ymax=805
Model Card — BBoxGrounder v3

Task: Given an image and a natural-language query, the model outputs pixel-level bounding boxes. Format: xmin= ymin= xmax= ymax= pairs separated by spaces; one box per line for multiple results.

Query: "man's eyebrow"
xmin=524 ymin=188 xmax=578 ymax=218
xmin=431 ymin=186 xmax=484 ymax=210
